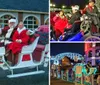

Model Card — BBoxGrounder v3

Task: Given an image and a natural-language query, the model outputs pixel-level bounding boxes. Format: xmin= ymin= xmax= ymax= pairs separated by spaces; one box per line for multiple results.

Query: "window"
xmin=24 ymin=16 xmax=39 ymax=30
xmin=0 ymin=15 xmax=13 ymax=27
xmin=45 ymin=18 xmax=49 ymax=25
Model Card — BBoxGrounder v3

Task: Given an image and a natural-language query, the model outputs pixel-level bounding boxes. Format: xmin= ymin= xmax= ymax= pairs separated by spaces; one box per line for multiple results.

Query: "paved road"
xmin=0 ymin=65 xmax=49 ymax=85
xmin=51 ymin=77 xmax=74 ymax=85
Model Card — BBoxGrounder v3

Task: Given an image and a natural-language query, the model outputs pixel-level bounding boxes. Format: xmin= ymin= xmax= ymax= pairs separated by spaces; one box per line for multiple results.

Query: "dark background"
xmin=51 ymin=0 xmax=93 ymax=9
xmin=50 ymin=43 xmax=84 ymax=56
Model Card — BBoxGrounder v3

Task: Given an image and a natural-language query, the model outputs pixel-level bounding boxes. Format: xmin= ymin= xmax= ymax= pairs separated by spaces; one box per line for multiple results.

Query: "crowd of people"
xmin=50 ymin=0 xmax=100 ymax=41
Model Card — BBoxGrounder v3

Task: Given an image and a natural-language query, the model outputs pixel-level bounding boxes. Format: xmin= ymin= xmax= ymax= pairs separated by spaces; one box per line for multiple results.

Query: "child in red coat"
xmin=53 ymin=10 xmax=68 ymax=38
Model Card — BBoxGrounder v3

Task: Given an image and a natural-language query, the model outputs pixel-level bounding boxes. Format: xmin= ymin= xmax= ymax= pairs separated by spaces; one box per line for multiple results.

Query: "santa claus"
xmin=2 ymin=18 xmax=17 ymax=38
xmin=7 ymin=21 xmax=29 ymax=65
xmin=0 ymin=18 xmax=18 ymax=45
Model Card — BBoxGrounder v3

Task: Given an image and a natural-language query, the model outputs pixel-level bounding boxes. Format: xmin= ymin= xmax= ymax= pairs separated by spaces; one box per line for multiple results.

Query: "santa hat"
xmin=8 ymin=18 xmax=16 ymax=23
xmin=71 ymin=5 xmax=79 ymax=11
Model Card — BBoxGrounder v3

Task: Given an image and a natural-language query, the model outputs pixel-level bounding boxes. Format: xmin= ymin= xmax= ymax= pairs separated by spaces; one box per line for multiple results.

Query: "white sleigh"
xmin=0 ymin=37 xmax=49 ymax=78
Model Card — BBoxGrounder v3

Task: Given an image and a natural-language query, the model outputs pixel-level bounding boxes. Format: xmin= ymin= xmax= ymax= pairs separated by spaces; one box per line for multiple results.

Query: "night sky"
xmin=51 ymin=0 xmax=89 ymax=8
xmin=50 ymin=43 xmax=84 ymax=56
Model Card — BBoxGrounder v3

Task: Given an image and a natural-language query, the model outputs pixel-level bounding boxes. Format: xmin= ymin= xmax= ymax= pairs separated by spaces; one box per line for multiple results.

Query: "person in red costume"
xmin=53 ymin=10 xmax=68 ymax=38
xmin=7 ymin=21 xmax=29 ymax=65
xmin=0 ymin=18 xmax=18 ymax=64
xmin=1 ymin=18 xmax=17 ymax=38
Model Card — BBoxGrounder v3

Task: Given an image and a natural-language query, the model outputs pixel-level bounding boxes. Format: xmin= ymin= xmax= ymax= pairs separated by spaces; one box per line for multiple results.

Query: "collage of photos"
xmin=0 ymin=0 xmax=100 ymax=85
xmin=50 ymin=0 xmax=100 ymax=85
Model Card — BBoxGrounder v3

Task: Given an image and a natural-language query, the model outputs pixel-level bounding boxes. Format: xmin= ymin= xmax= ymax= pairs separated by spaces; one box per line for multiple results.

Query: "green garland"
xmin=73 ymin=63 xmax=97 ymax=77
xmin=84 ymin=67 xmax=97 ymax=76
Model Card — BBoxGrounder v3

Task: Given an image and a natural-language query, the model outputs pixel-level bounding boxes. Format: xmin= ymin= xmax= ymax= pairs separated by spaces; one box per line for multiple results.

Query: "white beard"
xmin=5 ymin=27 xmax=14 ymax=38
xmin=4 ymin=27 xmax=14 ymax=45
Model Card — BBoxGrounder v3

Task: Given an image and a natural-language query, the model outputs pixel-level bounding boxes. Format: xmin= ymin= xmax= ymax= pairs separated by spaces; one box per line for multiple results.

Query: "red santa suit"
xmin=2 ymin=18 xmax=17 ymax=38
xmin=8 ymin=27 xmax=29 ymax=54
xmin=2 ymin=26 xmax=17 ymax=39
xmin=2 ymin=26 xmax=10 ymax=36
xmin=53 ymin=15 xmax=68 ymax=38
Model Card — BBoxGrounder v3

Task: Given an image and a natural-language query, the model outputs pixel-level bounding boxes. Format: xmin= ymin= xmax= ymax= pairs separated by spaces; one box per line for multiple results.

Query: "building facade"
xmin=0 ymin=0 xmax=49 ymax=30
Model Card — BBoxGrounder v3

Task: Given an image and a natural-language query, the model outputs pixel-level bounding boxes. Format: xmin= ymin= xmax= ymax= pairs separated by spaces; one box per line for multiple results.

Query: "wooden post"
xmin=18 ymin=12 xmax=23 ymax=22
xmin=74 ymin=74 xmax=77 ymax=85
xmin=66 ymin=70 xmax=69 ymax=81
xmin=91 ymin=74 xmax=94 ymax=85
xmin=81 ymin=73 xmax=84 ymax=85
xmin=92 ymin=45 xmax=96 ymax=66
xmin=40 ymin=14 xmax=44 ymax=25
xmin=61 ymin=70 xmax=63 ymax=80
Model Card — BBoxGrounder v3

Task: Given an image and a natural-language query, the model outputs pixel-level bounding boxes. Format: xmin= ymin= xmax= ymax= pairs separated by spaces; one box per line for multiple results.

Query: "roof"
xmin=0 ymin=0 xmax=48 ymax=13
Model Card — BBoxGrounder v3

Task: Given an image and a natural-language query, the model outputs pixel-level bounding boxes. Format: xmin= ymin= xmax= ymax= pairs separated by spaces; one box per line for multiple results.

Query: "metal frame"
xmin=0 ymin=37 xmax=49 ymax=78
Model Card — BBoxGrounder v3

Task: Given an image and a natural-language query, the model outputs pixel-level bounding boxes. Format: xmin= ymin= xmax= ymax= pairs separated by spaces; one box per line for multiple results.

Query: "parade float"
xmin=50 ymin=11 xmax=100 ymax=41
xmin=0 ymin=25 xmax=49 ymax=78
xmin=51 ymin=52 xmax=83 ymax=81
xmin=50 ymin=43 xmax=100 ymax=85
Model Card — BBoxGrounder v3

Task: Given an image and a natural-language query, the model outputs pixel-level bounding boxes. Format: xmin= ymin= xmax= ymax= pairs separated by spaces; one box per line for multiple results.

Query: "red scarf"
xmin=88 ymin=5 xmax=93 ymax=12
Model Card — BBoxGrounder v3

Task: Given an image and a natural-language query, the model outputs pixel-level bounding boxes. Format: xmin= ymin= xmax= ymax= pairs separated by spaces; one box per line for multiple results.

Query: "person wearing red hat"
xmin=0 ymin=18 xmax=18 ymax=64
xmin=0 ymin=18 xmax=17 ymax=45
xmin=1 ymin=18 xmax=18 ymax=41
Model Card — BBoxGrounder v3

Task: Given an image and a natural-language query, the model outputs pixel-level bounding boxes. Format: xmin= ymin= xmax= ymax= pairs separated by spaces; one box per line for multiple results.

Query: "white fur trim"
xmin=4 ymin=40 xmax=12 ymax=45
xmin=9 ymin=19 xmax=16 ymax=23
xmin=17 ymin=27 xmax=26 ymax=34
xmin=5 ymin=27 xmax=14 ymax=38
xmin=72 ymin=5 xmax=79 ymax=10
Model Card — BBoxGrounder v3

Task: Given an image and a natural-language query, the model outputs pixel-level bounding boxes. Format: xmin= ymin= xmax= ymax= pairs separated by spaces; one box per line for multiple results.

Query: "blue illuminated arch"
xmin=55 ymin=52 xmax=83 ymax=60
xmin=51 ymin=52 xmax=84 ymax=65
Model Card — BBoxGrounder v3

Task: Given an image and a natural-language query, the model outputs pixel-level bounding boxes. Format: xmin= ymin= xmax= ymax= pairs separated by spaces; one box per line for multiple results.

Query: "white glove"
xmin=16 ymin=39 xmax=22 ymax=43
